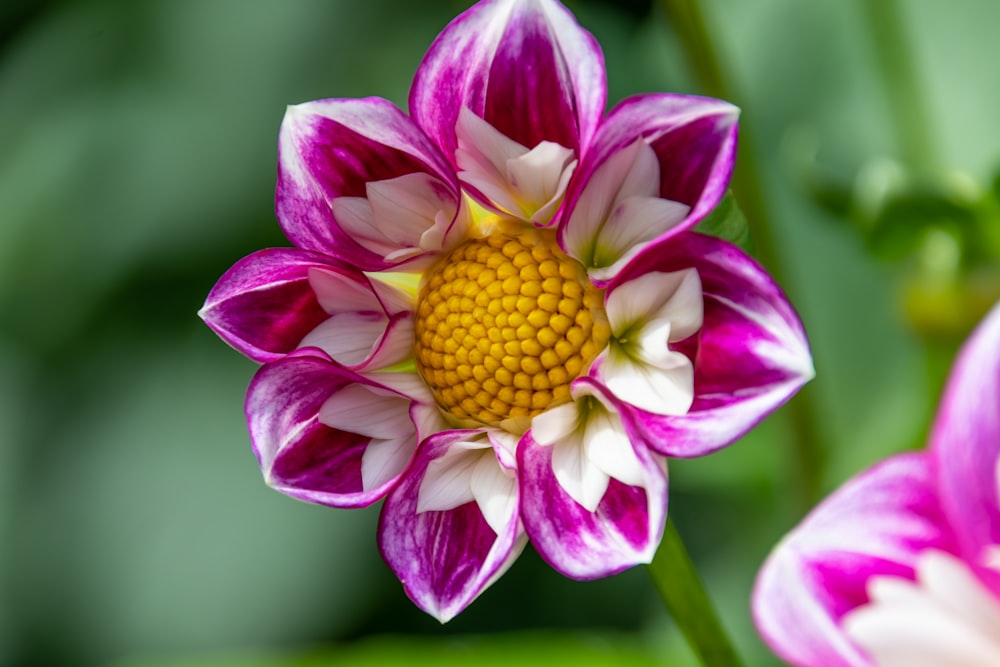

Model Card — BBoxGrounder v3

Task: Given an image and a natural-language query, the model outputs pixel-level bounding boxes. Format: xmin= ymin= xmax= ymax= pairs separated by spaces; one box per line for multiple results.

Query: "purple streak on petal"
xmin=411 ymin=0 xmax=606 ymax=163
xmin=563 ymin=94 xmax=738 ymax=243
xmin=378 ymin=430 xmax=524 ymax=622
xmin=199 ymin=248 xmax=367 ymax=363
xmin=609 ymin=232 xmax=813 ymax=457
xmin=276 ymin=98 xmax=458 ymax=268
xmin=752 ymin=453 xmax=957 ymax=667
xmin=518 ymin=382 xmax=668 ymax=579
xmin=930 ymin=302 xmax=1000 ymax=593
xmin=246 ymin=350 xmax=418 ymax=508
xmin=269 ymin=424 xmax=367 ymax=498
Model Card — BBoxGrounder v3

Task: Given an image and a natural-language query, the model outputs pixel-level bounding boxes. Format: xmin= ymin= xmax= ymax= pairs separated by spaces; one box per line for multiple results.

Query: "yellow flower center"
xmin=414 ymin=230 xmax=610 ymax=431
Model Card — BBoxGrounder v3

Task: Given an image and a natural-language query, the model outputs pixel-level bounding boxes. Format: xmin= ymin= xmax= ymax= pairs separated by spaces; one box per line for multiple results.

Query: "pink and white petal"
xmin=561 ymin=139 xmax=660 ymax=262
xmin=561 ymin=138 xmax=690 ymax=281
xmin=379 ymin=430 xmax=526 ymax=622
xmin=415 ymin=436 xmax=492 ymax=515
xmin=597 ymin=346 xmax=694 ymax=417
xmin=246 ymin=350 xmax=424 ymax=508
xmin=841 ymin=550 xmax=1000 ymax=666
xmin=297 ymin=311 xmax=412 ymax=372
xmin=752 ymin=453 xmax=959 ymax=667
xmin=309 ymin=267 xmax=394 ymax=315
xmin=330 ymin=172 xmax=469 ymax=264
xmin=486 ymin=429 xmax=520 ymax=471
xmin=411 ymin=0 xmax=606 ymax=164
xmin=276 ymin=98 xmax=458 ymax=268
xmin=930 ymin=302 xmax=1000 ymax=589
xmin=200 ymin=248 xmax=367 ymax=363
xmin=302 ymin=267 xmax=414 ymax=370
xmin=586 ymin=196 xmax=691 ymax=283
xmin=605 ymin=268 xmax=703 ymax=350
xmin=612 ymin=232 xmax=812 ymax=458
xmin=455 ymin=109 xmax=577 ymax=223
xmin=596 ymin=269 xmax=702 ymax=415
xmin=519 ymin=379 xmax=668 ymax=579
xmin=564 ymin=94 xmax=739 ymax=238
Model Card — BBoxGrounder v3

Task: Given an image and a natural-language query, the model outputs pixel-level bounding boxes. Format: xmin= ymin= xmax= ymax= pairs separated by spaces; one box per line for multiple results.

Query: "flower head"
xmin=201 ymin=0 xmax=813 ymax=621
xmin=752 ymin=301 xmax=1000 ymax=666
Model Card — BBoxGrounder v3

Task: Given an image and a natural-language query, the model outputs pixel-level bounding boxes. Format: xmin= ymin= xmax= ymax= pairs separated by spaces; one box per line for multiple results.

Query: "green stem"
xmin=647 ymin=518 xmax=746 ymax=667
xmin=862 ymin=0 xmax=938 ymax=172
xmin=658 ymin=0 xmax=825 ymax=507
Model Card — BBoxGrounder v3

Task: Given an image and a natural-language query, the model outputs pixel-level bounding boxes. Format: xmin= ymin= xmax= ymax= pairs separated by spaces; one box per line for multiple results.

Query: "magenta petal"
xmin=565 ymin=93 xmax=738 ymax=235
xmin=411 ymin=0 xmax=606 ymax=163
xmin=518 ymin=386 xmax=668 ymax=579
xmin=246 ymin=350 xmax=420 ymax=508
xmin=752 ymin=453 xmax=956 ymax=667
xmin=199 ymin=248 xmax=367 ymax=363
xmin=276 ymin=98 xmax=458 ymax=268
xmin=610 ymin=232 xmax=813 ymax=457
xmin=378 ymin=430 xmax=524 ymax=622
xmin=930 ymin=302 xmax=1000 ymax=591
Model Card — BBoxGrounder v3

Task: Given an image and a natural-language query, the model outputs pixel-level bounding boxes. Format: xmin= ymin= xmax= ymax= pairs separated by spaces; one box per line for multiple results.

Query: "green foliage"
xmin=694 ymin=192 xmax=752 ymax=252
xmin=116 ymin=633 xmax=666 ymax=667
xmin=2 ymin=1 xmax=1000 ymax=666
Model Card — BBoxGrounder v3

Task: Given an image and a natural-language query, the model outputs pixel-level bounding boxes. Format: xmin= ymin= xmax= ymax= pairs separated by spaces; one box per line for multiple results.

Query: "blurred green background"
xmin=2 ymin=0 xmax=998 ymax=665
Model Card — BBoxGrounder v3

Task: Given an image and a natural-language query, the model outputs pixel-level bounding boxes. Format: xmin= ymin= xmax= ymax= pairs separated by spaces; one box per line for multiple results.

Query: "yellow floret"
xmin=413 ymin=231 xmax=609 ymax=430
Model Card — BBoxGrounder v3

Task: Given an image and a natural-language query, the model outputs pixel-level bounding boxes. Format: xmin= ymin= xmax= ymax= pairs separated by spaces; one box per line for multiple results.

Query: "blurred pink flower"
xmin=201 ymin=0 xmax=813 ymax=621
xmin=753 ymin=302 xmax=1000 ymax=666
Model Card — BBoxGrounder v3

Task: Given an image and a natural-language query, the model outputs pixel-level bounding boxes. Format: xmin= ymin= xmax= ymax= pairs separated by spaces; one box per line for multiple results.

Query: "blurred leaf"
xmin=114 ymin=632 xmax=669 ymax=667
xmin=9 ymin=330 xmax=386 ymax=663
xmin=694 ymin=192 xmax=751 ymax=251
xmin=780 ymin=125 xmax=854 ymax=218
xmin=864 ymin=186 xmax=978 ymax=262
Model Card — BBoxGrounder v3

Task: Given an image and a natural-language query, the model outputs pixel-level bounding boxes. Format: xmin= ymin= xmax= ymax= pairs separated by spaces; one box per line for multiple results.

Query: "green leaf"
xmin=694 ymin=192 xmax=752 ymax=252
xmin=864 ymin=187 xmax=978 ymax=262
xmin=114 ymin=633 xmax=669 ymax=667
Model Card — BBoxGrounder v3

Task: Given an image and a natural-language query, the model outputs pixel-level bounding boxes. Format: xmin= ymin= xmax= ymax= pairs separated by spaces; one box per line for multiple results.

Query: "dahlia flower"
xmin=753 ymin=301 xmax=1000 ymax=666
xmin=201 ymin=0 xmax=813 ymax=621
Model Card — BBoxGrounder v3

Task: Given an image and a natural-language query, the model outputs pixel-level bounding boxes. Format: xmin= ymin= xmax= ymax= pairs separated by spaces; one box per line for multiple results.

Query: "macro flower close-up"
xmin=752 ymin=301 xmax=1000 ymax=667
xmin=200 ymin=0 xmax=813 ymax=622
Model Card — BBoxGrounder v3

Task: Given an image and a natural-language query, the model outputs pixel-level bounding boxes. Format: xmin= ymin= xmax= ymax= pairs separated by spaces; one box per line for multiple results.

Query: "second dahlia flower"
xmin=201 ymin=0 xmax=813 ymax=621
xmin=753 ymin=301 xmax=1000 ymax=666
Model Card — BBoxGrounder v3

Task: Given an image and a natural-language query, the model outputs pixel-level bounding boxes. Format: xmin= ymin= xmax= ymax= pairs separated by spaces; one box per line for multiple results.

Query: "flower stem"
xmin=658 ymin=0 xmax=825 ymax=508
xmin=861 ymin=0 xmax=938 ymax=172
xmin=647 ymin=518 xmax=746 ymax=667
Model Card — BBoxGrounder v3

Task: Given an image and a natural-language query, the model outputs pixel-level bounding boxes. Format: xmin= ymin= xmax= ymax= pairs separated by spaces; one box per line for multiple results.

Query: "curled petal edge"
xmin=379 ymin=429 xmax=526 ymax=622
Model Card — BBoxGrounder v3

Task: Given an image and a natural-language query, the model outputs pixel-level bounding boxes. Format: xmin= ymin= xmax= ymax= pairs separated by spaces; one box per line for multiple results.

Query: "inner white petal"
xmin=582 ymin=408 xmax=645 ymax=487
xmin=587 ymin=196 xmax=690 ymax=281
xmin=606 ymin=269 xmax=703 ymax=341
xmin=563 ymin=138 xmax=660 ymax=266
xmin=362 ymin=315 xmax=415 ymax=370
xmin=599 ymin=269 xmax=702 ymax=415
xmin=332 ymin=172 xmax=458 ymax=261
xmin=361 ymin=435 xmax=414 ymax=491
xmin=602 ymin=346 xmax=694 ymax=416
xmin=318 ymin=384 xmax=413 ymax=441
xmin=318 ymin=384 xmax=417 ymax=491
xmin=504 ymin=141 xmax=577 ymax=222
xmin=308 ymin=267 xmax=381 ymax=314
xmin=843 ymin=550 xmax=1000 ymax=667
xmin=528 ymin=401 xmax=579 ymax=447
xmin=367 ymin=172 xmax=455 ymax=246
xmin=552 ymin=434 xmax=609 ymax=513
xmin=331 ymin=196 xmax=398 ymax=256
xmin=455 ymin=107 xmax=574 ymax=223
xmin=470 ymin=452 xmax=518 ymax=535
xmin=298 ymin=312 xmax=386 ymax=366
xmin=416 ymin=442 xmax=486 ymax=515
